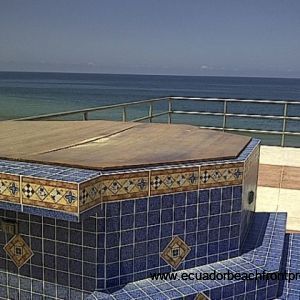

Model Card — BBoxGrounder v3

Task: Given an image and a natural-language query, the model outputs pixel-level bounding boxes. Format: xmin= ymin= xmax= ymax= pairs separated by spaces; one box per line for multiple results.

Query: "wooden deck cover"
xmin=0 ymin=121 xmax=251 ymax=170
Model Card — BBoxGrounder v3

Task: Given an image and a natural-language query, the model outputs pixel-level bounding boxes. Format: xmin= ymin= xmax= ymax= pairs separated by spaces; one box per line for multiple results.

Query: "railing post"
xmin=149 ymin=102 xmax=153 ymax=123
xmin=168 ymin=97 xmax=173 ymax=124
xmin=122 ymin=106 xmax=127 ymax=122
xmin=83 ymin=112 xmax=88 ymax=121
xmin=281 ymin=103 xmax=288 ymax=147
xmin=222 ymin=100 xmax=227 ymax=131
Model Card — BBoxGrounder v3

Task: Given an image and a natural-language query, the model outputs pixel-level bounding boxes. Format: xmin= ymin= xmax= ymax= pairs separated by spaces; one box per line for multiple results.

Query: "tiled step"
xmin=87 ymin=212 xmax=287 ymax=300
xmin=277 ymin=233 xmax=300 ymax=299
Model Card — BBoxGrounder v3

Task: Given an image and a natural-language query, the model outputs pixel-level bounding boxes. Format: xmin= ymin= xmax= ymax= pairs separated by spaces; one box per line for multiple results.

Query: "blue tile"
xmin=174 ymin=207 xmax=185 ymax=221
xmin=209 ymin=215 xmax=220 ymax=228
xmin=208 ymin=242 xmax=218 ymax=255
xmin=161 ymin=208 xmax=173 ymax=223
xmin=121 ymin=200 xmax=135 ymax=215
xmin=161 ymin=223 xmax=172 ymax=238
xmin=186 ymin=219 xmax=197 ymax=233
xmin=148 ymin=211 xmax=160 ymax=226
xmin=106 ymin=217 xmax=120 ymax=232
xmin=134 ymin=242 xmax=147 ymax=257
xmin=106 ymin=247 xmax=120 ymax=263
xmin=211 ymin=188 xmax=221 ymax=201
xmin=174 ymin=221 xmax=185 ymax=234
xmin=148 ymin=225 xmax=160 ymax=240
xmin=106 ymin=202 xmax=120 ymax=217
xmin=221 ymin=214 xmax=231 ymax=227
xmin=209 ymin=229 xmax=219 ymax=242
xmin=106 ymin=262 xmax=119 ymax=278
xmin=198 ymin=203 xmax=209 ymax=217
xmin=134 ymin=257 xmax=147 ymax=272
xmin=147 ymin=254 xmax=160 ymax=269
xmin=198 ymin=217 xmax=208 ymax=230
xmin=187 ymin=191 xmax=198 ymax=205
xmin=135 ymin=213 xmax=148 ymax=228
xmin=106 ymin=232 xmax=120 ymax=248
xmin=149 ymin=196 xmax=161 ymax=211
xmin=222 ymin=187 xmax=233 ymax=200
xmin=210 ymin=202 xmax=221 ymax=215
xmin=161 ymin=194 xmax=173 ymax=209
xmin=136 ymin=198 xmax=148 ymax=213
xmin=186 ymin=204 xmax=197 ymax=219
xmin=221 ymin=200 xmax=232 ymax=213
xmin=199 ymin=190 xmax=209 ymax=203
xmin=233 ymin=186 xmax=242 ymax=199
xmin=197 ymin=230 xmax=208 ymax=244
xmin=186 ymin=232 xmax=197 ymax=245
xmin=135 ymin=228 xmax=147 ymax=242
xmin=174 ymin=193 xmax=186 ymax=207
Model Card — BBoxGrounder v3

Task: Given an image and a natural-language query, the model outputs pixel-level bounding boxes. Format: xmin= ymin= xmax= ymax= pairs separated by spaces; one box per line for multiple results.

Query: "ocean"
xmin=0 ymin=72 xmax=300 ymax=146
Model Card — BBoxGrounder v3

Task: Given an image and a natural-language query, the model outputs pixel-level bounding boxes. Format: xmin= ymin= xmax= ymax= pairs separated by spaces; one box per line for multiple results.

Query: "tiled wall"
xmin=0 ymin=139 xmax=260 ymax=298
xmin=0 ymin=184 xmax=245 ymax=294
xmin=98 ymin=185 xmax=244 ymax=290
xmin=0 ymin=209 xmax=99 ymax=298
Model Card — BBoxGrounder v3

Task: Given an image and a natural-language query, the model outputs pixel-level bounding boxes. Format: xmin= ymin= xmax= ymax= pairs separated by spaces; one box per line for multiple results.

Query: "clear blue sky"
xmin=0 ymin=0 xmax=300 ymax=77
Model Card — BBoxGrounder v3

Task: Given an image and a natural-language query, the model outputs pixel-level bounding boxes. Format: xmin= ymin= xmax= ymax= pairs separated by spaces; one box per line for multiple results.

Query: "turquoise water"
xmin=0 ymin=72 xmax=300 ymax=146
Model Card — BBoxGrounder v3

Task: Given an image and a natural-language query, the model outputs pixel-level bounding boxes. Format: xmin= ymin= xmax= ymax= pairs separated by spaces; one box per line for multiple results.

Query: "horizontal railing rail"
xmin=14 ymin=96 xmax=300 ymax=147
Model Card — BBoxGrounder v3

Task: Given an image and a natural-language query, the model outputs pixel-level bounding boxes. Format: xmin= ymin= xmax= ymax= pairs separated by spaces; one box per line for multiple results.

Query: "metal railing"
xmin=16 ymin=96 xmax=300 ymax=147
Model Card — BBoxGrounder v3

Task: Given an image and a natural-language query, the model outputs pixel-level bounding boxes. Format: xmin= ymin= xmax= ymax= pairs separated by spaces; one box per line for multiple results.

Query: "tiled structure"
xmin=0 ymin=131 xmax=263 ymax=299
xmin=1 ymin=128 xmax=299 ymax=300
xmin=87 ymin=212 xmax=286 ymax=300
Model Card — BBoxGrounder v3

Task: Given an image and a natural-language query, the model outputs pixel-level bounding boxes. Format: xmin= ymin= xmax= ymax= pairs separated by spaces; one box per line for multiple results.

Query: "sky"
xmin=0 ymin=0 xmax=300 ymax=77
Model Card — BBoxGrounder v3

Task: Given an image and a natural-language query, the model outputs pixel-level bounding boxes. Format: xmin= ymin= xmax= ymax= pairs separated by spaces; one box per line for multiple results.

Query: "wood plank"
xmin=0 ymin=120 xmax=139 ymax=159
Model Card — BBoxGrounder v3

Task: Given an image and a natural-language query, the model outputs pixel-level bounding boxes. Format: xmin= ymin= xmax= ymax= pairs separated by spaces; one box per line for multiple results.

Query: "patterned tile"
xmin=101 ymin=172 xmax=149 ymax=202
xmin=199 ymin=163 xmax=244 ymax=188
xmin=0 ymin=173 xmax=20 ymax=203
xmin=21 ymin=177 xmax=78 ymax=213
xmin=79 ymin=172 xmax=149 ymax=211
xmin=4 ymin=234 xmax=33 ymax=268
xmin=195 ymin=293 xmax=210 ymax=300
xmin=150 ymin=167 xmax=198 ymax=196
xmin=161 ymin=236 xmax=191 ymax=269
xmin=79 ymin=176 xmax=102 ymax=211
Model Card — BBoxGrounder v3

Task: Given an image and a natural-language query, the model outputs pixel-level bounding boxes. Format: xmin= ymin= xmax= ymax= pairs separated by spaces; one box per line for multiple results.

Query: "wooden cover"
xmin=0 ymin=121 xmax=251 ymax=170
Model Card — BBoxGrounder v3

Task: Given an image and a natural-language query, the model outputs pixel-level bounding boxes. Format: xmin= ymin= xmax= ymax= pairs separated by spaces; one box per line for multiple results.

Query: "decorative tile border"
xmin=0 ymin=140 xmax=257 ymax=217
xmin=79 ymin=176 xmax=102 ymax=212
xmin=150 ymin=167 xmax=198 ymax=196
xmin=101 ymin=171 xmax=149 ymax=201
xmin=21 ymin=177 xmax=78 ymax=213
xmin=0 ymin=173 xmax=20 ymax=203
xmin=199 ymin=162 xmax=244 ymax=188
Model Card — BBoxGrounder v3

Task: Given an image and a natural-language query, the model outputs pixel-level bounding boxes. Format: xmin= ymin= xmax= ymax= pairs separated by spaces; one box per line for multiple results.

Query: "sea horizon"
xmin=0 ymin=70 xmax=300 ymax=80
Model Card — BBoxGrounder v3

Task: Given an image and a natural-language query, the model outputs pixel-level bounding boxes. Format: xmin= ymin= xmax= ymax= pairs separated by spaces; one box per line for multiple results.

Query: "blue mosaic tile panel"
xmin=276 ymin=233 xmax=300 ymax=299
xmin=97 ymin=186 xmax=243 ymax=290
xmin=0 ymin=269 xmax=91 ymax=300
xmin=241 ymin=212 xmax=287 ymax=272
xmin=88 ymin=212 xmax=285 ymax=300
xmin=0 ymin=209 xmax=99 ymax=295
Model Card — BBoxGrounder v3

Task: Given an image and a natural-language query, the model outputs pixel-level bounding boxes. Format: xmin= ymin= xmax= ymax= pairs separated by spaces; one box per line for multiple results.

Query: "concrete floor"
xmin=256 ymin=145 xmax=300 ymax=232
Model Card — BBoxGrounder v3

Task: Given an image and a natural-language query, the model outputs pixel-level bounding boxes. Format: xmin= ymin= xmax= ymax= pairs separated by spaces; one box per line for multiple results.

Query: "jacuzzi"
xmin=0 ymin=120 xmax=283 ymax=300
